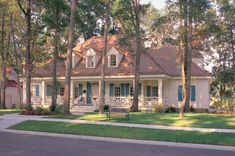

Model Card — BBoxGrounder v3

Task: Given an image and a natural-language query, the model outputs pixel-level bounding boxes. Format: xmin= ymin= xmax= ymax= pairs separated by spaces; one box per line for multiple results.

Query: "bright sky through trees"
xmin=141 ymin=0 xmax=166 ymax=9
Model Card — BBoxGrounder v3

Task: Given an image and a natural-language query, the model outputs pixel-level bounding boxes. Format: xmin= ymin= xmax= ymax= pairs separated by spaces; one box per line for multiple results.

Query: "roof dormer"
xmin=72 ymin=52 xmax=82 ymax=68
xmin=85 ymin=48 xmax=100 ymax=68
xmin=107 ymin=47 xmax=123 ymax=67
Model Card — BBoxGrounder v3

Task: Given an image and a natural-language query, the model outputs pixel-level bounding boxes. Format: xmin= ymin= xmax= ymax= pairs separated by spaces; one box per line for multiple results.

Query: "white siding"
xmin=164 ymin=79 xmax=210 ymax=109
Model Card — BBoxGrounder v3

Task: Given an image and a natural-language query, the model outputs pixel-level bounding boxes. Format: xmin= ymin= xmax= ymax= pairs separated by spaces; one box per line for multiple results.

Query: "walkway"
xmin=1 ymin=113 xmax=235 ymax=133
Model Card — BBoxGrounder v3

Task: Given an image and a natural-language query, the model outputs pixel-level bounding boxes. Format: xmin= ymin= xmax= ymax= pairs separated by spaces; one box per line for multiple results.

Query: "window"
xmin=74 ymin=84 xmax=83 ymax=98
xmin=130 ymin=87 xmax=133 ymax=96
xmin=147 ymin=86 xmax=158 ymax=97
xmin=74 ymin=87 xmax=79 ymax=98
xmin=121 ymin=83 xmax=130 ymax=96
xmin=59 ymin=87 xmax=64 ymax=96
xmin=178 ymin=85 xmax=196 ymax=101
xmin=152 ymin=86 xmax=158 ymax=97
xmin=46 ymin=85 xmax=52 ymax=96
xmin=115 ymin=86 xmax=121 ymax=97
xmin=87 ymin=56 xmax=95 ymax=68
xmin=32 ymin=85 xmax=40 ymax=97
xmin=110 ymin=55 xmax=117 ymax=67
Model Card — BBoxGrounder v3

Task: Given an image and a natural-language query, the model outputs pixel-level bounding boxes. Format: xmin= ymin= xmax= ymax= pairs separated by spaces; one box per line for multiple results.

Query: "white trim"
xmin=21 ymin=75 xmax=211 ymax=82
xmin=171 ymin=76 xmax=212 ymax=80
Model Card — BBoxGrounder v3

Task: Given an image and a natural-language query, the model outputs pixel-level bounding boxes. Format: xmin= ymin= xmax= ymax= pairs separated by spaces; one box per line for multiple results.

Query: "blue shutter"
xmin=79 ymin=84 xmax=83 ymax=96
xmin=139 ymin=83 xmax=141 ymax=95
xmin=46 ymin=85 xmax=50 ymax=96
xmin=109 ymin=83 xmax=113 ymax=96
xmin=191 ymin=85 xmax=196 ymax=102
xmin=86 ymin=82 xmax=91 ymax=104
xmin=147 ymin=86 xmax=151 ymax=97
xmin=35 ymin=85 xmax=39 ymax=96
xmin=178 ymin=85 xmax=183 ymax=101
xmin=126 ymin=84 xmax=130 ymax=96
xmin=121 ymin=84 xmax=125 ymax=96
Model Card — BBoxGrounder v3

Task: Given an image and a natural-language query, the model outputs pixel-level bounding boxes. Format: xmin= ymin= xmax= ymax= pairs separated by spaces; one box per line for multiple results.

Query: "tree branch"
xmin=16 ymin=0 xmax=27 ymax=16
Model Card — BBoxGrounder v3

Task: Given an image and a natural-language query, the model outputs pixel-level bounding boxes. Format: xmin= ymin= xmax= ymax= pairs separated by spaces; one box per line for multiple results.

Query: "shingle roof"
xmin=32 ymin=35 xmax=211 ymax=78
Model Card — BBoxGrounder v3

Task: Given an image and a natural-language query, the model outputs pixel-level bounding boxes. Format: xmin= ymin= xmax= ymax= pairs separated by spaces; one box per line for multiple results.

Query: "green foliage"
xmin=165 ymin=106 xmax=176 ymax=113
xmin=103 ymin=104 xmax=110 ymax=112
xmin=212 ymin=98 xmax=235 ymax=112
xmin=211 ymin=67 xmax=235 ymax=99
xmin=53 ymin=105 xmax=63 ymax=115
xmin=35 ymin=106 xmax=44 ymax=113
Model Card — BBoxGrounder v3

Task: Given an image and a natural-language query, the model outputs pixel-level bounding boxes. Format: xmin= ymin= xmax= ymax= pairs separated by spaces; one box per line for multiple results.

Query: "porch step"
xmin=71 ymin=106 xmax=94 ymax=112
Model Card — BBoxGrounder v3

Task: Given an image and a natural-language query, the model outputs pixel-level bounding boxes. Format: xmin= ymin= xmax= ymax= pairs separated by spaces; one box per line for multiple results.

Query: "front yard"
xmin=49 ymin=112 xmax=235 ymax=129
xmin=0 ymin=109 xmax=21 ymax=116
xmin=10 ymin=120 xmax=235 ymax=146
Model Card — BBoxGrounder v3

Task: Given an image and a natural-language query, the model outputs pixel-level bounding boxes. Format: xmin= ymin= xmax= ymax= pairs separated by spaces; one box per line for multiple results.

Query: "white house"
xmin=20 ymin=35 xmax=211 ymax=112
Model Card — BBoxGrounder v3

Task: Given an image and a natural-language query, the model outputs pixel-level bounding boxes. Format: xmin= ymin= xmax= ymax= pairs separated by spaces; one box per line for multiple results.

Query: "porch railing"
xmin=107 ymin=96 xmax=158 ymax=107
xmin=31 ymin=96 xmax=159 ymax=109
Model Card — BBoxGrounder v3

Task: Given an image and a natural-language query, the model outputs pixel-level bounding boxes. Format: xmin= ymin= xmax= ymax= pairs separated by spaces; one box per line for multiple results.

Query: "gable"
xmin=86 ymin=48 xmax=96 ymax=56
xmin=107 ymin=47 xmax=120 ymax=55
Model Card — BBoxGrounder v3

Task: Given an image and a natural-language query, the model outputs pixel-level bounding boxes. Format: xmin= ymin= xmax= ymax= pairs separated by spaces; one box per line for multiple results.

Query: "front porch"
xmin=26 ymin=78 xmax=164 ymax=112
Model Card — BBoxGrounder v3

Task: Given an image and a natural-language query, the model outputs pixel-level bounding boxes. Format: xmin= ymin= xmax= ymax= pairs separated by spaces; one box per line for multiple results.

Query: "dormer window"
xmin=110 ymin=55 xmax=117 ymax=67
xmin=107 ymin=47 xmax=123 ymax=68
xmin=87 ymin=56 xmax=95 ymax=68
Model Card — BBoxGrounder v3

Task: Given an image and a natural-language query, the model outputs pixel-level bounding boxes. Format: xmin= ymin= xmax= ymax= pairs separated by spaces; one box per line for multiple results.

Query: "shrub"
xmin=212 ymin=97 xmax=235 ymax=112
xmin=35 ymin=106 xmax=44 ymax=115
xmin=53 ymin=105 xmax=63 ymax=115
xmin=93 ymin=109 xmax=99 ymax=112
xmin=21 ymin=109 xmax=36 ymax=115
xmin=104 ymin=104 xmax=110 ymax=112
xmin=153 ymin=103 xmax=165 ymax=113
xmin=190 ymin=106 xmax=195 ymax=112
xmin=42 ymin=109 xmax=51 ymax=115
xmin=21 ymin=106 xmax=52 ymax=116
xmin=165 ymin=106 xmax=176 ymax=113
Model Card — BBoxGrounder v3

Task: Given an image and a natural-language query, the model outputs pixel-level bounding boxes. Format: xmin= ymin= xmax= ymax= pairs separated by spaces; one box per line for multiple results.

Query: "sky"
xmin=141 ymin=0 xmax=166 ymax=9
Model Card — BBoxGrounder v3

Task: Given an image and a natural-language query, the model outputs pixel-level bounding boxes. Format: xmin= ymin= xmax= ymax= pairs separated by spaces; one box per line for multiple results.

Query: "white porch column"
xmin=41 ymin=81 xmax=45 ymax=105
xmin=70 ymin=80 xmax=74 ymax=105
xmin=158 ymin=79 xmax=163 ymax=104
xmin=22 ymin=80 xmax=26 ymax=104
xmin=141 ymin=80 xmax=145 ymax=106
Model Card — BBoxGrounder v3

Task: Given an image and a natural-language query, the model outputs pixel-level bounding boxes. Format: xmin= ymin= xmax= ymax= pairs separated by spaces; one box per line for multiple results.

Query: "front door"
xmin=86 ymin=82 xmax=92 ymax=105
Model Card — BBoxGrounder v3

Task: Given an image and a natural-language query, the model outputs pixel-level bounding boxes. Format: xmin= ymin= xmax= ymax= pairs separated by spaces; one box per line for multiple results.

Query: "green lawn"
xmin=10 ymin=120 xmax=235 ymax=146
xmin=0 ymin=109 xmax=21 ymax=116
xmin=49 ymin=112 xmax=235 ymax=129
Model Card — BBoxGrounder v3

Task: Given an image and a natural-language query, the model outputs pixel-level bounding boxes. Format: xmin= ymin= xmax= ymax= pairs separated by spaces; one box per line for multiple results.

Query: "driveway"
xmin=0 ymin=132 xmax=234 ymax=156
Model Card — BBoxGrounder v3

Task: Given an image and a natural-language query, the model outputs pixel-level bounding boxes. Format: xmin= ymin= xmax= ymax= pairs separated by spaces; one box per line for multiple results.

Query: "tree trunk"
xmin=99 ymin=0 xmax=110 ymax=114
xmin=17 ymin=0 xmax=32 ymax=110
xmin=130 ymin=0 xmax=141 ymax=112
xmin=51 ymin=7 xmax=60 ymax=112
xmin=179 ymin=0 xmax=189 ymax=118
xmin=0 ymin=11 xmax=6 ymax=109
xmin=63 ymin=0 xmax=76 ymax=115
xmin=1 ymin=63 xmax=6 ymax=109
xmin=51 ymin=31 xmax=59 ymax=111
xmin=26 ymin=0 xmax=32 ymax=110
xmin=186 ymin=0 xmax=192 ymax=112
xmin=10 ymin=14 xmax=22 ymax=108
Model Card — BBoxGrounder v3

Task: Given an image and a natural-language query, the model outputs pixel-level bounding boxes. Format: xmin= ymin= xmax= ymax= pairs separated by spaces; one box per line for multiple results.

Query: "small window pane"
xmin=110 ymin=55 xmax=116 ymax=66
xmin=87 ymin=56 xmax=94 ymax=68
xmin=59 ymin=87 xmax=64 ymax=96
xmin=115 ymin=86 xmax=121 ymax=97
xmin=152 ymin=86 xmax=158 ymax=97
xmin=130 ymin=87 xmax=133 ymax=96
